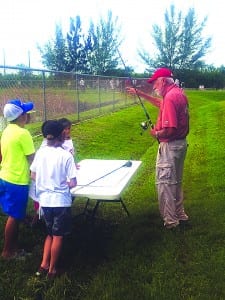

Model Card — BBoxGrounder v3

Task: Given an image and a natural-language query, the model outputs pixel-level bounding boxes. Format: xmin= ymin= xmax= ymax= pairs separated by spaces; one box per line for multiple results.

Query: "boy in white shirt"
xmin=58 ymin=118 xmax=79 ymax=169
xmin=30 ymin=120 xmax=77 ymax=278
xmin=30 ymin=118 xmax=79 ymax=224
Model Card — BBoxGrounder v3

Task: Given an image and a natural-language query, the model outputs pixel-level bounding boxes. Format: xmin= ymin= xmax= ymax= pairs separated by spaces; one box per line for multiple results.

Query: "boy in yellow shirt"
xmin=0 ymin=99 xmax=35 ymax=259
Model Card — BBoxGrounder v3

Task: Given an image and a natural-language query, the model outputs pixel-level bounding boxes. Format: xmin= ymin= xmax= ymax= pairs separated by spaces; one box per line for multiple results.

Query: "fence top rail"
xmin=0 ymin=65 xmax=146 ymax=80
xmin=0 ymin=65 xmax=55 ymax=73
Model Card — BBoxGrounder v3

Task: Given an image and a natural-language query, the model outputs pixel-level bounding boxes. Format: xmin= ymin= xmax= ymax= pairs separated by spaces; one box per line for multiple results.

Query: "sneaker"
xmin=35 ymin=267 xmax=49 ymax=277
xmin=47 ymin=272 xmax=57 ymax=280
xmin=47 ymin=269 xmax=64 ymax=279
xmin=164 ymin=222 xmax=179 ymax=229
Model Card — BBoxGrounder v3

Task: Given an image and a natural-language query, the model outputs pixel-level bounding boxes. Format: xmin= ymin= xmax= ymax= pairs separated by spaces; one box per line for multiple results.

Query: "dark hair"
xmin=58 ymin=118 xmax=72 ymax=129
xmin=41 ymin=120 xmax=64 ymax=140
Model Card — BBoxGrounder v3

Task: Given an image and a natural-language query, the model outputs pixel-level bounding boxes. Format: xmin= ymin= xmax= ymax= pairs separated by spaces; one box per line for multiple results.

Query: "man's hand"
xmin=150 ymin=127 xmax=177 ymax=139
xmin=126 ymin=87 xmax=138 ymax=96
xmin=150 ymin=128 xmax=158 ymax=139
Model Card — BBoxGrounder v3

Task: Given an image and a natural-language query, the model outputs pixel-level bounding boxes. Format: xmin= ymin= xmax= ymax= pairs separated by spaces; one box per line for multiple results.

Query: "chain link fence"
xmin=0 ymin=65 xmax=150 ymax=128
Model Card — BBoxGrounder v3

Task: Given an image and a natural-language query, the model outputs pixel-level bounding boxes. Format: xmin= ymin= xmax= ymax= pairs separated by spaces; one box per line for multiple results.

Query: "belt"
xmin=159 ymin=138 xmax=186 ymax=143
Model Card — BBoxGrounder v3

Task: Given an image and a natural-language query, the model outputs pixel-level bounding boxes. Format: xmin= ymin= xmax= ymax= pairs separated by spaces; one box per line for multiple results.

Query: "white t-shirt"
xmin=41 ymin=138 xmax=75 ymax=155
xmin=30 ymin=145 xmax=77 ymax=207
xmin=62 ymin=139 xmax=75 ymax=155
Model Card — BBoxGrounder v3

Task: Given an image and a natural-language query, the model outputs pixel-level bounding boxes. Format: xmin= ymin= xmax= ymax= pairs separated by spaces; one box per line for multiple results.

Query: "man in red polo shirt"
xmin=127 ymin=68 xmax=189 ymax=229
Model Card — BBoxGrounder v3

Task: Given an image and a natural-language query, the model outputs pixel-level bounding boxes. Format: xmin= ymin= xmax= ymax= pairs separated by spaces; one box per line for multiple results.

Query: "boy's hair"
xmin=41 ymin=120 xmax=64 ymax=140
xmin=58 ymin=118 xmax=72 ymax=129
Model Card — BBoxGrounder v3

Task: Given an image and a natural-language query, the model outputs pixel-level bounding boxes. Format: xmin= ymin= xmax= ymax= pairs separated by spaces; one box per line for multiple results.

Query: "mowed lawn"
xmin=0 ymin=89 xmax=225 ymax=300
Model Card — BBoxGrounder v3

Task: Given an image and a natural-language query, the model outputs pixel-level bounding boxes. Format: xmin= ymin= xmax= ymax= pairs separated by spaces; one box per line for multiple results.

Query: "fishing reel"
xmin=140 ymin=120 xmax=150 ymax=131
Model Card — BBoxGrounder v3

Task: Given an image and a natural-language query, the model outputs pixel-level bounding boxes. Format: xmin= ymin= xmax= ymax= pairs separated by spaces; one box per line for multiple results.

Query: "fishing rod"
xmin=117 ymin=49 xmax=154 ymax=132
xmin=74 ymin=160 xmax=132 ymax=192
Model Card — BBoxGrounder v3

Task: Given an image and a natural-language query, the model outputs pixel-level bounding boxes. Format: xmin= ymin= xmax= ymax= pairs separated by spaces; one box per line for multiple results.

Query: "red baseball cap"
xmin=147 ymin=68 xmax=173 ymax=83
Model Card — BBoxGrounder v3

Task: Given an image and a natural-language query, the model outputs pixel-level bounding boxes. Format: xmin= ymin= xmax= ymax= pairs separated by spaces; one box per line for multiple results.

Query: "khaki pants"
xmin=156 ymin=139 xmax=188 ymax=227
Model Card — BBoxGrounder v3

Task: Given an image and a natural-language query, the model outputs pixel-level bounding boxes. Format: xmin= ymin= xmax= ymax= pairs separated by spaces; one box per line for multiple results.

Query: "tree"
xmin=174 ymin=68 xmax=225 ymax=89
xmin=39 ymin=17 xmax=89 ymax=73
xmin=39 ymin=23 xmax=69 ymax=71
xmin=86 ymin=10 xmax=122 ymax=75
xmin=138 ymin=5 xmax=211 ymax=71
xmin=39 ymin=12 xmax=122 ymax=75
xmin=66 ymin=16 xmax=89 ymax=73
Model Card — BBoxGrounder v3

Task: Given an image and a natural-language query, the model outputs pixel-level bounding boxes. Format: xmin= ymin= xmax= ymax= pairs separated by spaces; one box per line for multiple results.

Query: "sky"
xmin=0 ymin=0 xmax=224 ymax=72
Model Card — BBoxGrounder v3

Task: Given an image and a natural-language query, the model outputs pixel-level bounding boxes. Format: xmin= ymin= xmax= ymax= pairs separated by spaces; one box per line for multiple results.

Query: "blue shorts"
xmin=42 ymin=207 xmax=72 ymax=236
xmin=0 ymin=179 xmax=29 ymax=220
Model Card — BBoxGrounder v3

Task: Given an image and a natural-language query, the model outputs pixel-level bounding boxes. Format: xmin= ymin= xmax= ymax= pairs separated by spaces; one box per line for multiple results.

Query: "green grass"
xmin=1 ymin=89 xmax=225 ymax=299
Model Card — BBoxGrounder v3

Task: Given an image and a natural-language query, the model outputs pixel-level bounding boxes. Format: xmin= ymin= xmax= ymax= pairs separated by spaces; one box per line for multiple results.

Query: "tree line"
xmin=20 ymin=5 xmax=225 ymax=88
xmin=38 ymin=11 xmax=122 ymax=76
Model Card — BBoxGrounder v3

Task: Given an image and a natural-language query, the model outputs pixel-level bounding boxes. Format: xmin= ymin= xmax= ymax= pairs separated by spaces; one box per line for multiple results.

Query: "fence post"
xmin=42 ymin=71 xmax=47 ymax=121
xmin=98 ymin=76 xmax=101 ymax=113
xmin=75 ymin=73 xmax=80 ymax=121
xmin=113 ymin=83 xmax=115 ymax=110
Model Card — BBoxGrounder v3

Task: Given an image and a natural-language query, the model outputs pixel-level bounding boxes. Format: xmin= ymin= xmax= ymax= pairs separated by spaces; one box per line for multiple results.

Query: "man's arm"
xmin=151 ymin=127 xmax=177 ymax=139
xmin=126 ymin=87 xmax=161 ymax=107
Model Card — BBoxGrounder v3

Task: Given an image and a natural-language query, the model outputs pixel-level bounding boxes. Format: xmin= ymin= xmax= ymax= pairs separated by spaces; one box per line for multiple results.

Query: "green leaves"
xmin=39 ymin=11 xmax=122 ymax=75
xmin=139 ymin=5 xmax=212 ymax=71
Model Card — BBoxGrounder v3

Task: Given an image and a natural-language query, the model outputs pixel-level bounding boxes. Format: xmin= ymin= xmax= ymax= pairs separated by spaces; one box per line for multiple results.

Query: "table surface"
xmin=70 ymin=159 xmax=142 ymax=200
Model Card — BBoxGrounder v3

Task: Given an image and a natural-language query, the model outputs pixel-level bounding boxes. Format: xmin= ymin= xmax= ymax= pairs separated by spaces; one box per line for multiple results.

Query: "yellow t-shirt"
xmin=0 ymin=123 xmax=35 ymax=185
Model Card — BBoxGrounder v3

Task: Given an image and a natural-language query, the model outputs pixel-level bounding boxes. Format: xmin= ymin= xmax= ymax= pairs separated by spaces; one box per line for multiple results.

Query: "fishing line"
xmin=117 ymin=49 xmax=154 ymax=131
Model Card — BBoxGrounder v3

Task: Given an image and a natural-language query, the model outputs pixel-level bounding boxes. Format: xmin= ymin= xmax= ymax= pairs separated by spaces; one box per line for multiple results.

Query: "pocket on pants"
xmin=156 ymin=163 xmax=173 ymax=183
xmin=169 ymin=140 xmax=187 ymax=153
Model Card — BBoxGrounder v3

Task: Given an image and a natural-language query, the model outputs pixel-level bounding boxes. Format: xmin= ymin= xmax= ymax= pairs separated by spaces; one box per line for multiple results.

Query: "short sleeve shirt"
xmin=62 ymin=139 xmax=75 ymax=156
xmin=30 ymin=145 xmax=77 ymax=207
xmin=155 ymin=85 xmax=189 ymax=142
xmin=0 ymin=123 xmax=35 ymax=184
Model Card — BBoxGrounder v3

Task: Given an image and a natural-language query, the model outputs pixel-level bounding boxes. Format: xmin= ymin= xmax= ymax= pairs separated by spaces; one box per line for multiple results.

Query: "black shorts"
xmin=42 ymin=207 xmax=72 ymax=236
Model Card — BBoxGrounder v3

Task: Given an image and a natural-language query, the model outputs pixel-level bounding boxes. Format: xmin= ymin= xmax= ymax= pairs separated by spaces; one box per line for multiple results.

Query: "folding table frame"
xmin=70 ymin=159 xmax=142 ymax=222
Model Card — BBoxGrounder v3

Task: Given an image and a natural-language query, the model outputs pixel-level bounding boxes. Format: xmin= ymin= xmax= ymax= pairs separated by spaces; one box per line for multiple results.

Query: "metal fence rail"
xmin=0 ymin=66 xmax=150 ymax=126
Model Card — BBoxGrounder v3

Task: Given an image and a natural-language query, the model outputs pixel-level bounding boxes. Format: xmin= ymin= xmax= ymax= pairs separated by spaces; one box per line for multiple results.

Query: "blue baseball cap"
xmin=3 ymin=99 xmax=34 ymax=121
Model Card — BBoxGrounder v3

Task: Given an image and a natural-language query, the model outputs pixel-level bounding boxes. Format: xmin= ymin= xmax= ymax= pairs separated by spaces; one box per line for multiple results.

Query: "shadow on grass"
xmin=0 ymin=213 xmax=121 ymax=299
xmin=62 ymin=215 xmax=119 ymax=272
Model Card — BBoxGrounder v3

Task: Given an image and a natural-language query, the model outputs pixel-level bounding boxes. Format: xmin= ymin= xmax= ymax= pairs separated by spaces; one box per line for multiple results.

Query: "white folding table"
xmin=70 ymin=159 xmax=142 ymax=220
